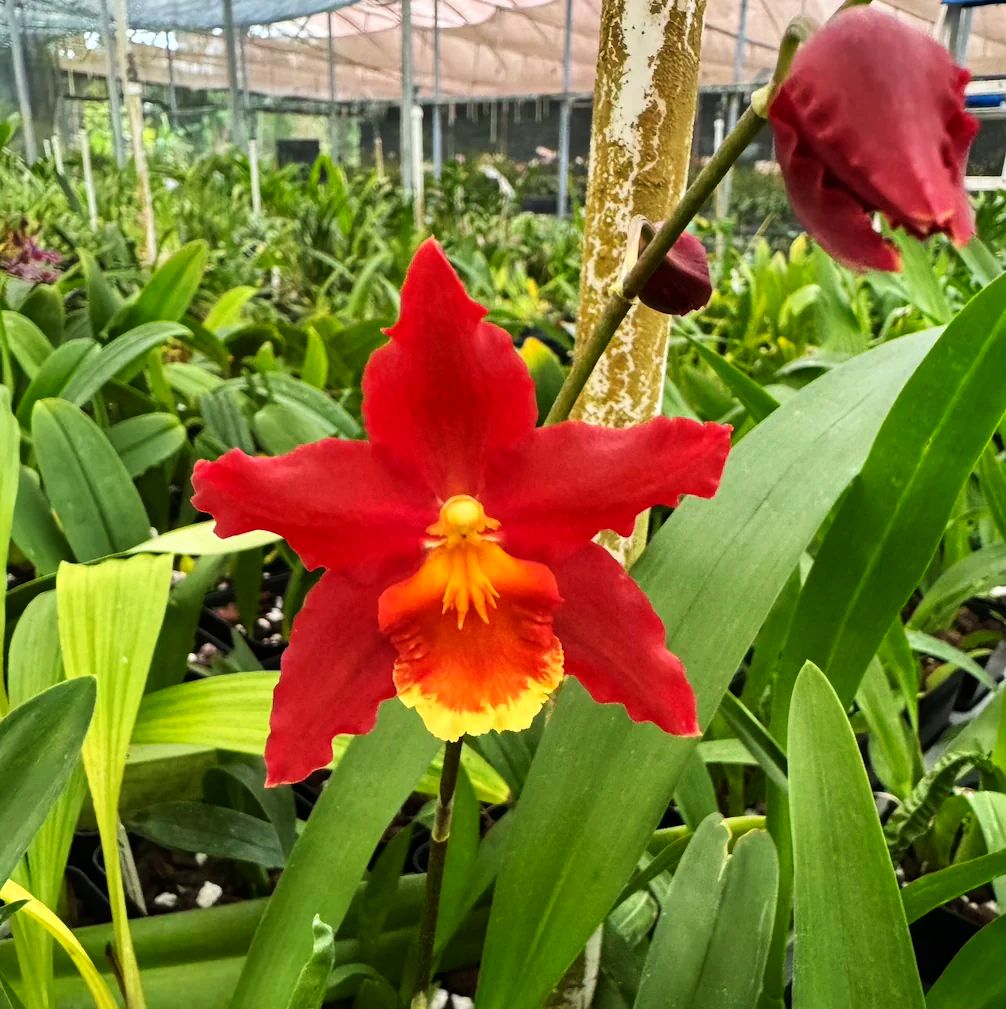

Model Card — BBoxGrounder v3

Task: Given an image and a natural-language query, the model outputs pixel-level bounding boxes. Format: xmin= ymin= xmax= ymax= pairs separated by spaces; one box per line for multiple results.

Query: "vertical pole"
xmin=249 ymin=137 xmax=261 ymax=215
xmin=166 ymin=37 xmax=178 ymax=128
xmin=556 ymin=0 xmax=574 ymax=217
xmin=114 ymin=0 xmax=157 ymax=265
xmin=327 ymin=10 xmax=339 ymax=161
xmin=240 ymin=32 xmax=253 ymax=139
xmin=432 ymin=0 xmax=442 ymax=180
xmin=573 ymin=0 xmax=707 ymax=565
xmin=946 ymin=5 xmax=973 ymax=64
xmin=97 ymin=0 xmax=126 ymax=167
xmin=374 ymin=133 xmax=385 ymax=178
xmin=720 ymin=0 xmax=749 ymax=215
xmin=400 ymin=0 xmax=414 ymax=195
xmin=80 ymin=128 xmax=99 ymax=229
xmin=411 ymin=105 xmax=424 ymax=227
xmin=51 ymin=134 xmax=65 ymax=174
xmin=5 ymin=1 xmax=37 ymax=164
xmin=222 ymin=0 xmax=245 ymax=149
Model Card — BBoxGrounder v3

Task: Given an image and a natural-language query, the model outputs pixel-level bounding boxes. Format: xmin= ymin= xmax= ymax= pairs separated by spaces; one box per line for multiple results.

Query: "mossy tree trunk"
xmin=573 ymin=0 xmax=707 ymax=564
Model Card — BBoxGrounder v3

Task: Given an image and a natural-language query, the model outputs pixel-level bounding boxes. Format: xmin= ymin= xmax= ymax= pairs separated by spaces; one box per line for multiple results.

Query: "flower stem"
xmin=544 ymin=12 xmax=817 ymax=428
xmin=410 ymin=738 xmax=464 ymax=1008
xmin=543 ymin=105 xmax=765 ymax=426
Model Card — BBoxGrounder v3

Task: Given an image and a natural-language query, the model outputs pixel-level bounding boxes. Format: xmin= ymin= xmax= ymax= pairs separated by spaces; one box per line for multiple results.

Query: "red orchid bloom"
xmin=769 ymin=8 xmax=977 ymax=272
xmin=192 ymin=240 xmax=731 ymax=785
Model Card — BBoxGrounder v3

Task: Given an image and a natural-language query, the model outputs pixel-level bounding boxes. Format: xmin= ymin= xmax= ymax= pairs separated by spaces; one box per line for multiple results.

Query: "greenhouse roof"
xmin=14 ymin=0 xmax=1006 ymax=101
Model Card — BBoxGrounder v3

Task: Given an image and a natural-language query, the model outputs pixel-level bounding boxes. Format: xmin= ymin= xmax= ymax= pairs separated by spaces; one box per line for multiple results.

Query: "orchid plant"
xmin=1 ymin=4 xmax=1005 ymax=1009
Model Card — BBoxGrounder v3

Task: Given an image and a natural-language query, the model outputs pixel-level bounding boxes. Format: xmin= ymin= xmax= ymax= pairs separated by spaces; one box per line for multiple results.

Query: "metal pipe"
xmin=556 ymin=0 xmax=574 ymax=217
xmin=720 ymin=0 xmax=750 ymax=218
xmin=96 ymin=0 xmax=126 ymax=167
xmin=327 ymin=10 xmax=339 ymax=161
xmin=222 ymin=0 xmax=245 ymax=149
xmin=166 ymin=37 xmax=178 ymax=128
xmin=411 ymin=105 xmax=424 ymax=227
xmin=5 ymin=0 xmax=37 ymax=164
xmin=240 ymin=31 xmax=252 ymax=137
xmin=400 ymin=0 xmax=414 ymax=195
xmin=432 ymin=0 xmax=442 ymax=179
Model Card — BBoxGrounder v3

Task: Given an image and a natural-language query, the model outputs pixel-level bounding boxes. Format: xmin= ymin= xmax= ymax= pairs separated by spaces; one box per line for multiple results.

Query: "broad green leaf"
xmin=0 ymin=389 xmax=18 ymax=710
xmin=7 ymin=592 xmax=87 ymax=1009
xmin=716 ymin=692 xmax=787 ymax=791
xmin=264 ymin=373 xmax=361 ymax=439
xmin=77 ymin=249 xmax=122 ymax=337
xmin=889 ymin=231 xmax=951 ymax=324
xmin=283 ymin=916 xmax=336 ymax=1009
xmin=906 ymin=629 xmax=994 ymax=689
xmin=62 ymin=322 xmax=188 ymax=406
xmin=164 ymin=362 xmax=223 ymax=402
xmin=519 ymin=337 xmax=566 ymax=423
xmin=977 ymin=442 xmax=1006 ymax=541
xmin=130 ymin=521 xmax=281 ymax=557
xmin=128 ymin=801 xmax=286 ymax=868
xmin=789 ymin=663 xmax=924 ymax=1009
xmin=909 ymin=543 xmax=1006 ymax=631
xmin=926 ymin=915 xmax=1006 ymax=1009
xmin=0 ymin=679 xmax=95 ymax=887
xmin=780 ymin=274 xmax=1006 ymax=709
xmin=685 ymin=336 xmax=779 ymax=423
xmin=32 ymin=399 xmax=151 ymax=560
xmin=108 ymin=413 xmax=187 ymax=478
xmin=132 ymin=673 xmax=509 ymax=803
xmin=147 ymin=554 xmax=228 ymax=693
xmin=204 ymin=286 xmax=258 ymax=334
xmin=856 ymin=659 xmax=917 ymax=799
xmin=475 ymin=328 xmax=940 ymax=1009
xmin=0 ymin=881 xmax=117 ymax=1009
xmin=633 ymin=816 xmax=778 ymax=1009
xmin=901 ymin=849 xmax=1006 ymax=923
xmin=14 ymin=339 xmax=98 ymax=427
xmin=10 ymin=466 xmax=73 ymax=576
xmin=301 ymin=328 xmax=329 ymax=389
xmin=966 ymin=791 xmax=1006 ymax=906
xmin=58 ymin=554 xmax=174 ymax=1009
xmin=253 ymin=402 xmax=329 ymax=454
xmin=227 ymin=703 xmax=438 ymax=1009
xmin=1 ymin=313 xmax=52 ymax=379
xmin=115 ymin=241 xmax=208 ymax=332
xmin=956 ymin=237 xmax=1003 ymax=288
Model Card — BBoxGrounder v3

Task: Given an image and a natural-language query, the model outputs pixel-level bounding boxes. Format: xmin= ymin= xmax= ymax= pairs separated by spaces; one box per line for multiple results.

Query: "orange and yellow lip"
xmin=378 ymin=495 xmax=565 ymax=740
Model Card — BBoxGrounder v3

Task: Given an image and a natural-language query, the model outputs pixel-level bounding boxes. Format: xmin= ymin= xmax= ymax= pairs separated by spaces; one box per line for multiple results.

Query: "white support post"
xmin=374 ymin=134 xmax=385 ymax=178
xmin=400 ymin=0 xmax=414 ymax=195
xmin=411 ymin=104 xmax=424 ymax=226
xmin=97 ymin=0 xmax=126 ymax=167
xmin=432 ymin=0 xmax=442 ymax=180
xmin=556 ymin=0 xmax=574 ymax=217
xmin=248 ymin=137 xmax=261 ymax=216
xmin=51 ymin=133 xmax=64 ymax=174
xmin=114 ymin=0 xmax=157 ymax=265
xmin=327 ymin=11 xmax=339 ymax=161
xmin=80 ymin=128 xmax=99 ymax=229
xmin=5 ymin=0 xmax=37 ymax=164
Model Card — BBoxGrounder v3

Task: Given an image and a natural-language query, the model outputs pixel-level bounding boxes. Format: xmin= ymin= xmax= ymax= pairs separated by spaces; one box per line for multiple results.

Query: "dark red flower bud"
xmin=624 ymin=216 xmax=713 ymax=316
xmin=768 ymin=8 xmax=978 ymax=272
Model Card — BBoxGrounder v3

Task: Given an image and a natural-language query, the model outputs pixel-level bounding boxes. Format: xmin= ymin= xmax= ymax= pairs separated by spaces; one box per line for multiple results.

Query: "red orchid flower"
xmin=769 ymin=8 xmax=978 ymax=272
xmin=192 ymin=240 xmax=731 ymax=785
